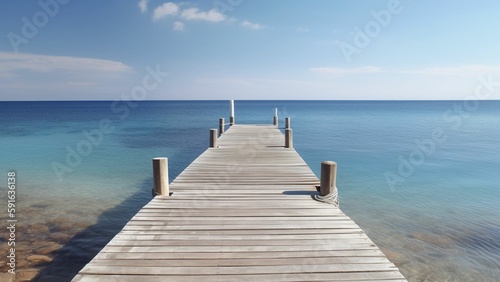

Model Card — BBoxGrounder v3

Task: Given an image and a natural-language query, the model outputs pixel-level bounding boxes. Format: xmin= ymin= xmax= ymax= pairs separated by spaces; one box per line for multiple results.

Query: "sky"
xmin=1 ymin=0 xmax=500 ymax=100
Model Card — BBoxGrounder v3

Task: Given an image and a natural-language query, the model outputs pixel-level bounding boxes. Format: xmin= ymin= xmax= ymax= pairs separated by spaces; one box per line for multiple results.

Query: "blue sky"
xmin=1 ymin=0 xmax=500 ymax=100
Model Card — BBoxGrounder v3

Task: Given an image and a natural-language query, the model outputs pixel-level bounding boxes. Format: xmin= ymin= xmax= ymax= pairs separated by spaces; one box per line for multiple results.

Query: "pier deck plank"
xmin=73 ymin=125 xmax=406 ymax=281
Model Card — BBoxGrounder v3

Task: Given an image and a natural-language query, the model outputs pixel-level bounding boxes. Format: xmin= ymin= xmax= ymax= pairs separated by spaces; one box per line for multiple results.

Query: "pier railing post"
xmin=273 ymin=116 xmax=278 ymax=126
xmin=210 ymin=129 xmax=218 ymax=148
xmin=273 ymin=108 xmax=278 ymax=126
xmin=152 ymin=158 xmax=169 ymax=196
xmin=229 ymin=100 xmax=235 ymax=126
xmin=285 ymin=128 xmax=293 ymax=148
xmin=285 ymin=117 xmax=290 ymax=129
xmin=320 ymin=161 xmax=337 ymax=196
xmin=219 ymin=118 xmax=225 ymax=136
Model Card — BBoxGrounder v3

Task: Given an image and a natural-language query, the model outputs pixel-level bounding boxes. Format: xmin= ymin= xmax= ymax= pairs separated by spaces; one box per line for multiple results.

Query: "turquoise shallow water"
xmin=0 ymin=100 xmax=499 ymax=281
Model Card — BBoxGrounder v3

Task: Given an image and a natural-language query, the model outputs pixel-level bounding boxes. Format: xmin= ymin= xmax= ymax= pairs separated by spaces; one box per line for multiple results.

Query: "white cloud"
xmin=173 ymin=21 xmax=185 ymax=31
xmin=311 ymin=66 xmax=382 ymax=75
xmin=181 ymin=8 xmax=226 ymax=22
xmin=241 ymin=20 xmax=266 ymax=30
xmin=148 ymin=3 xmax=260 ymax=28
xmin=153 ymin=2 xmax=179 ymax=21
xmin=0 ymin=52 xmax=136 ymax=100
xmin=0 ymin=52 xmax=132 ymax=76
xmin=296 ymin=27 xmax=310 ymax=33
xmin=306 ymin=65 xmax=500 ymax=100
xmin=138 ymin=0 xmax=149 ymax=13
xmin=402 ymin=65 xmax=500 ymax=77
xmin=311 ymin=65 xmax=500 ymax=77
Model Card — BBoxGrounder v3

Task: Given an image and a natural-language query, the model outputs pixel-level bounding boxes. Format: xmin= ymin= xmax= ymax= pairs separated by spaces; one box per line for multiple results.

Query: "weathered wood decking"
xmin=73 ymin=124 xmax=406 ymax=281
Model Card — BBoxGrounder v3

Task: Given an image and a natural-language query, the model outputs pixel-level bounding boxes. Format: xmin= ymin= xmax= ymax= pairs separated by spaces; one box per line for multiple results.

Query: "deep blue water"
xmin=0 ymin=100 xmax=499 ymax=281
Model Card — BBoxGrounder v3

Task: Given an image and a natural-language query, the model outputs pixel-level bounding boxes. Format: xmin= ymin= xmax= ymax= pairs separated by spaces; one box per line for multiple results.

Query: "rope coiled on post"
xmin=313 ymin=187 xmax=339 ymax=207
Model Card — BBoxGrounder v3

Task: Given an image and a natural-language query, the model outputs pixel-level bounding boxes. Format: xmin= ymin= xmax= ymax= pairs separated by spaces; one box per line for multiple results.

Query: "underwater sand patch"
xmin=410 ymin=231 xmax=452 ymax=246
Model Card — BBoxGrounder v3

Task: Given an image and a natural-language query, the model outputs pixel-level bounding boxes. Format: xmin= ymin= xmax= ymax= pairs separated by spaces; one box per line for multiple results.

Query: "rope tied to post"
xmin=313 ymin=187 xmax=339 ymax=207
xmin=315 ymin=161 xmax=339 ymax=207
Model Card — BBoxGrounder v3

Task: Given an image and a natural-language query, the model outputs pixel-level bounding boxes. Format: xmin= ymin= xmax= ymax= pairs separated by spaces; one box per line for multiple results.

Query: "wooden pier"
xmin=73 ymin=108 xmax=406 ymax=281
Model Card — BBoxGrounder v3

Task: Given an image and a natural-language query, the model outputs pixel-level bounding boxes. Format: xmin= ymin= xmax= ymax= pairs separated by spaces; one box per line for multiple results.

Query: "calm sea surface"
xmin=0 ymin=100 xmax=499 ymax=281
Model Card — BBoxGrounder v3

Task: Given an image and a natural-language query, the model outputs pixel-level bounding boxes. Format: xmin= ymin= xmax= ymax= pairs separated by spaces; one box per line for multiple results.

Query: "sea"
xmin=0 ymin=100 xmax=499 ymax=281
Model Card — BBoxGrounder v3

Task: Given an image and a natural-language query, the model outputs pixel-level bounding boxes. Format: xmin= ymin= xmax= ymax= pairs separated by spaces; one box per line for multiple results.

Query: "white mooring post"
xmin=219 ymin=118 xmax=225 ymax=136
xmin=273 ymin=108 xmax=278 ymax=126
xmin=285 ymin=128 xmax=293 ymax=148
xmin=285 ymin=117 xmax=291 ymax=129
xmin=229 ymin=100 xmax=235 ymax=126
xmin=320 ymin=161 xmax=337 ymax=196
xmin=210 ymin=129 xmax=218 ymax=148
xmin=152 ymin=158 xmax=169 ymax=196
